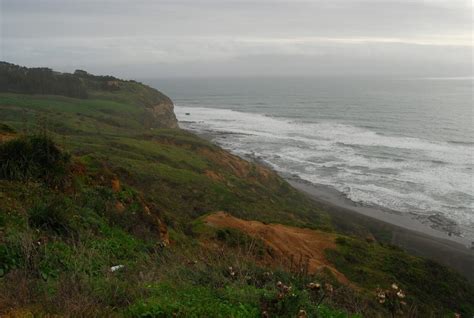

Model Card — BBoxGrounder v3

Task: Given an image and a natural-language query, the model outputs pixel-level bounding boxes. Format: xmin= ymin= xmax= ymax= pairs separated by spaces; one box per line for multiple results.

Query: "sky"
xmin=1 ymin=0 xmax=472 ymax=78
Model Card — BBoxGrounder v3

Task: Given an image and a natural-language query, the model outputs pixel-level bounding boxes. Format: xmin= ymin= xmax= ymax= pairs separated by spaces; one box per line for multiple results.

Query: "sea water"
xmin=146 ymin=77 xmax=474 ymax=241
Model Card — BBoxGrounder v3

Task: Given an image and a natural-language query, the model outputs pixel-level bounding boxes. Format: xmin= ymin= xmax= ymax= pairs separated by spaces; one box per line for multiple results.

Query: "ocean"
xmin=146 ymin=77 xmax=474 ymax=241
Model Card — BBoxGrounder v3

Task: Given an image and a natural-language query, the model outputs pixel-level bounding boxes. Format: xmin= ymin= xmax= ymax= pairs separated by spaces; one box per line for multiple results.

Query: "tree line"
xmin=0 ymin=62 xmax=125 ymax=99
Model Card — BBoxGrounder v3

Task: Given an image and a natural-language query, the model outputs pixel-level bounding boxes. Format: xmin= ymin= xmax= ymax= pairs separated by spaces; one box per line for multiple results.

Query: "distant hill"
xmin=0 ymin=62 xmax=178 ymax=128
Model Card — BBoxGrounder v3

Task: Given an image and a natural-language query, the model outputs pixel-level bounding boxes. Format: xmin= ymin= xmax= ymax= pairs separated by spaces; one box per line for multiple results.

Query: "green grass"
xmin=0 ymin=92 xmax=330 ymax=231
xmin=1 ymin=88 xmax=473 ymax=317
xmin=0 ymin=177 xmax=358 ymax=317
xmin=326 ymin=237 xmax=474 ymax=316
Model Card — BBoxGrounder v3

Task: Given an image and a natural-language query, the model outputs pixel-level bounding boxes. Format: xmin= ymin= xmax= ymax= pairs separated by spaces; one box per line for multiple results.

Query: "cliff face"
xmin=144 ymin=100 xmax=179 ymax=129
xmin=74 ymin=68 xmax=180 ymax=129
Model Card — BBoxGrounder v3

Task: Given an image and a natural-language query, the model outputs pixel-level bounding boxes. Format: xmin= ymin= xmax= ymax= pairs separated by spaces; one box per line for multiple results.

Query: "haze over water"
xmin=149 ymin=77 xmax=474 ymax=241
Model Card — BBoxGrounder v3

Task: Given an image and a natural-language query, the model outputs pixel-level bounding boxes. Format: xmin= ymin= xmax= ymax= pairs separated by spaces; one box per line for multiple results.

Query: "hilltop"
xmin=0 ymin=62 xmax=178 ymax=129
xmin=0 ymin=63 xmax=473 ymax=317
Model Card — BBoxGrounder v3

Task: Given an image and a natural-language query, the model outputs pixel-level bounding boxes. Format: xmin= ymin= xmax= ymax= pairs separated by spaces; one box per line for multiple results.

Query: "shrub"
xmin=0 ymin=243 xmax=22 ymax=277
xmin=28 ymin=197 xmax=74 ymax=236
xmin=0 ymin=135 xmax=70 ymax=184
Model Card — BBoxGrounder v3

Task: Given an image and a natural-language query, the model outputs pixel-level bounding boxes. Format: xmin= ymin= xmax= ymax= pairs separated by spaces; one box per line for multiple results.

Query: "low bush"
xmin=28 ymin=197 xmax=75 ymax=236
xmin=0 ymin=135 xmax=70 ymax=184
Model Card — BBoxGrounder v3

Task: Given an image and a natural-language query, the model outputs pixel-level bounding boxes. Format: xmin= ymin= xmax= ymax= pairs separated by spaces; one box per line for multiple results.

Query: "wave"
xmin=175 ymin=106 xmax=474 ymax=236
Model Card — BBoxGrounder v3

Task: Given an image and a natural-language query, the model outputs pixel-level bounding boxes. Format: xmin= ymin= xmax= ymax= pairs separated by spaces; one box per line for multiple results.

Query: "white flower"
xmin=397 ymin=290 xmax=405 ymax=299
xmin=110 ymin=265 xmax=125 ymax=272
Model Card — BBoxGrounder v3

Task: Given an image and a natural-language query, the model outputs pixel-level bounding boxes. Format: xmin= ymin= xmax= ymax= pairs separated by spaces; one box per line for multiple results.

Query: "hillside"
xmin=0 ymin=62 xmax=178 ymax=129
xmin=0 ymin=63 xmax=473 ymax=317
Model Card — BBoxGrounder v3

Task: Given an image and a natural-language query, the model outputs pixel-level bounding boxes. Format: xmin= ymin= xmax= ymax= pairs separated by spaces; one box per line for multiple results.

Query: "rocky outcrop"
xmin=144 ymin=99 xmax=179 ymax=129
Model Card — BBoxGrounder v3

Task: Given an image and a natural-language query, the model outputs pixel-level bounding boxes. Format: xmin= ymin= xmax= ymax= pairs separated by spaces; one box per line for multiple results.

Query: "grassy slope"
xmin=0 ymin=92 xmax=329 ymax=230
xmin=0 ymin=89 xmax=473 ymax=317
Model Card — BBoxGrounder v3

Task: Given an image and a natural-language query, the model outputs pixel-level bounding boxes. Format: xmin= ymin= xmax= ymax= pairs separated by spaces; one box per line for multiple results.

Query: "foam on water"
xmin=176 ymin=106 xmax=474 ymax=240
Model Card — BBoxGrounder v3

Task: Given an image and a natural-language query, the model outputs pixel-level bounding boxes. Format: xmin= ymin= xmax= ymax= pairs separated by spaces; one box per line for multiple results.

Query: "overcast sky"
xmin=1 ymin=0 xmax=472 ymax=78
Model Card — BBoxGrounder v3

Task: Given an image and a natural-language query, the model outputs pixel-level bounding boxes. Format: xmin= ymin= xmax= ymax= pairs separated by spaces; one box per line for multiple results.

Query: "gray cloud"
xmin=1 ymin=0 xmax=472 ymax=77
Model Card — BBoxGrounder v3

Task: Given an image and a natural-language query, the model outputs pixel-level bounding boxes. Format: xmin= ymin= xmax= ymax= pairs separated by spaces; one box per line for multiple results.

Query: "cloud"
xmin=1 ymin=0 xmax=472 ymax=77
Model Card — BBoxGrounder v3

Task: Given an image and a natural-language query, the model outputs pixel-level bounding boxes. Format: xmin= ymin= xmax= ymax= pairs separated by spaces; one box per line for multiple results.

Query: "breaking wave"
xmin=176 ymin=106 xmax=474 ymax=239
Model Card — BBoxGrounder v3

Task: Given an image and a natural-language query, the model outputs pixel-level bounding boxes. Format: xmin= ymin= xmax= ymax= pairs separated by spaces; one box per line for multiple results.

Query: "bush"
xmin=0 ymin=135 xmax=70 ymax=184
xmin=28 ymin=197 xmax=74 ymax=236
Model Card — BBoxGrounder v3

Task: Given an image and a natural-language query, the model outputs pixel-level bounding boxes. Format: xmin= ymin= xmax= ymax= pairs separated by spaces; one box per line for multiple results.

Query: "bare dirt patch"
xmin=204 ymin=212 xmax=350 ymax=284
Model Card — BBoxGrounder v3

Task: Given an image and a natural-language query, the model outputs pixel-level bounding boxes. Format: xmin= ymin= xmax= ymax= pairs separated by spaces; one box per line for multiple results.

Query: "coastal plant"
xmin=0 ymin=135 xmax=70 ymax=185
xmin=1 ymin=65 xmax=473 ymax=317
xmin=375 ymin=283 xmax=407 ymax=317
xmin=28 ymin=197 xmax=75 ymax=236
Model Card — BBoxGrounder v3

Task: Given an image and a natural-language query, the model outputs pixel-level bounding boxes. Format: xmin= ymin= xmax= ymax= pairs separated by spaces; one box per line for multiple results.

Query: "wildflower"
xmin=110 ymin=264 xmax=125 ymax=272
xmin=391 ymin=283 xmax=399 ymax=290
xmin=396 ymin=290 xmax=405 ymax=299
xmin=307 ymin=282 xmax=321 ymax=291
xmin=376 ymin=290 xmax=386 ymax=303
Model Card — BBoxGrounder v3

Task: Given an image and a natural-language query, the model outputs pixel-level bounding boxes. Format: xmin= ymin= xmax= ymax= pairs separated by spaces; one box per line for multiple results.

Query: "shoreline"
xmin=287 ymin=177 xmax=470 ymax=246
xmin=289 ymin=179 xmax=474 ymax=282
xmin=182 ymin=124 xmax=474 ymax=282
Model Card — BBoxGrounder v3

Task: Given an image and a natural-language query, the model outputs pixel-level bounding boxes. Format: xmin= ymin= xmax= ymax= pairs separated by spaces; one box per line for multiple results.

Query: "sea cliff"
xmin=0 ymin=63 xmax=473 ymax=317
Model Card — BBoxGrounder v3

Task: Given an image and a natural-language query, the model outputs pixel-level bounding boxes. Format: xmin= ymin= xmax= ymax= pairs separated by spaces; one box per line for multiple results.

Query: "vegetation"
xmin=0 ymin=63 xmax=472 ymax=317
xmin=0 ymin=62 xmax=88 ymax=98
xmin=0 ymin=135 xmax=70 ymax=183
xmin=0 ymin=123 xmax=15 ymax=134
xmin=0 ymin=61 xmax=177 ymax=129
xmin=326 ymin=237 xmax=474 ymax=316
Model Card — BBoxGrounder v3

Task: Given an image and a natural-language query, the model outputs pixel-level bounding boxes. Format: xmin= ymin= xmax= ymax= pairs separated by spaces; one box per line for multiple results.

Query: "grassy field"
xmin=1 ymin=85 xmax=473 ymax=317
